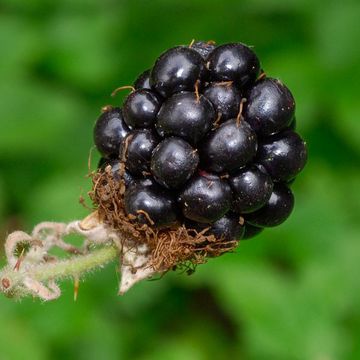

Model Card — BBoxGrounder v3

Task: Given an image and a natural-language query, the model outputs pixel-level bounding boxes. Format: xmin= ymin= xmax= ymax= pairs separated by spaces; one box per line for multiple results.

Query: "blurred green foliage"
xmin=0 ymin=0 xmax=359 ymax=359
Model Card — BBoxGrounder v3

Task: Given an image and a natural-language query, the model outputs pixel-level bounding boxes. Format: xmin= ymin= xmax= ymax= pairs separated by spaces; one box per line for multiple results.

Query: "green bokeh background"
xmin=1 ymin=0 xmax=360 ymax=359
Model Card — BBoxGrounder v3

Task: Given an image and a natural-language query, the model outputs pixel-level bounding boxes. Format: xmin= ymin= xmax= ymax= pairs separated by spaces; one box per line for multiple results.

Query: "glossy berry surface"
xmin=178 ymin=173 xmax=232 ymax=223
xmin=94 ymin=40 xmax=307 ymax=242
xmin=191 ymin=41 xmax=216 ymax=60
xmin=203 ymin=82 xmax=241 ymax=121
xmin=242 ymin=223 xmax=264 ymax=239
xmin=206 ymin=213 xmax=245 ymax=241
xmin=200 ymin=119 xmax=257 ymax=173
xmin=134 ymin=69 xmax=151 ymax=90
xmin=124 ymin=179 xmax=178 ymax=227
xmin=123 ymin=89 xmax=161 ymax=128
xmin=246 ymin=183 xmax=295 ymax=227
xmin=256 ymin=129 xmax=308 ymax=181
xmin=229 ymin=165 xmax=273 ymax=213
xmin=156 ymin=92 xmax=215 ymax=144
xmin=150 ymin=46 xmax=205 ymax=97
xmin=151 ymin=137 xmax=199 ymax=189
xmin=124 ymin=129 xmax=159 ymax=176
xmin=244 ymin=78 xmax=295 ymax=136
xmin=94 ymin=107 xmax=130 ymax=157
xmin=208 ymin=43 xmax=260 ymax=87
xmin=186 ymin=212 xmax=245 ymax=241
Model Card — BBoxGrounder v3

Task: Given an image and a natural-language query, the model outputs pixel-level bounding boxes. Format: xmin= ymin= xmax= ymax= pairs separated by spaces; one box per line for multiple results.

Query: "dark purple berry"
xmin=151 ymin=137 xmax=199 ymax=189
xmin=124 ymin=129 xmax=159 ymax=176
xmin=124 ymin=179 xmax=178 ymax=227
xmin=203 ymin=82 xmax=241 ymax=121
xmin=150 ymin=46 xmax=205 ymax=97
xmin=207 ymin=213 xmax=245 ymax=241
xmin=178 ymin=173 xmax=232 ymax=223
xmin=98 ymin=158 xmax=136 ymax=186
xmin=156 ymin=92 xmax=216 ymax=144
xmin=242 ymin=223 xmax=264 ymax=239
xmin=244 ymin=78 xmax=295 ymax=136
xmin=256 ymin=129 xmax=308 ymax=181
xmin=246 ymin=183 xmax=294 ymax=227
xmin=134 ymin=69 xmax=152 ymax=90
xmin=123 ymin=89 xmax=162 ymax=128
xmin=229 ymin=165 xmax=273 ymax=213
xmin=208 ymin=43 xmax=260 ymax=87
xmin=190 ymin=41 xmax=216 ymax=60
xmin=199 ymin=119 xmax=257 ymax=173
xmin=185 ymin=212 xmax=245 ymax=241
xmin=94 ymin=107 xmax=130 ymax=158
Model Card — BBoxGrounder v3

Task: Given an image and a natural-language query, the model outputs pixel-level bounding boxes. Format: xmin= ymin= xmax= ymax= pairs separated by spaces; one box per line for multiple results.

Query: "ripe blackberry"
xmin=229 ymin=165 xmax=273 ymax=213
xmin=123 ymin=89 xmax=162 ymax=128
xmin=246 ymin=183 xmax=295 ymax=227
xmin=94 ymin=107 xmax=130 ymax=157
xmin=203 ymin=81 xmax=241 ymax=121
xmin=243 ymin=223 xmax=264 ymax=240
xmin=151 ymin=137 xmax=199 ymax=189
xmin=156 ymin=91 xmax=215 ymax=144
xmin=92 ymin=40 xmax=308 ymax=273
xmin=186 ymin=212 xmax=245 ymax=241
xmin=150 ymin=46 xmax=206 ymax=97
xmin=178 ymin=172 xmax=232 ymax=223
xmin=207 ymin=43 xmax=260 ymax=87
xmin=244 ymin=78 xmax=295 ymax=136
xmin=124 ymin=129 xmax=159 ymax=176
xmin=256 ymin=129 xmax=308 ymax=181
xmin=199 ymin=119 xmax=257 ymax=173
xmin=124 ymin=178 xmax=178 ymax=227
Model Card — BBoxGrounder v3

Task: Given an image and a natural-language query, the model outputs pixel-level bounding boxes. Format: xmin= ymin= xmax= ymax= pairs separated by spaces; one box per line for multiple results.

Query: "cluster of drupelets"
xmin=93 ymin=40 xmax=307 ymax=271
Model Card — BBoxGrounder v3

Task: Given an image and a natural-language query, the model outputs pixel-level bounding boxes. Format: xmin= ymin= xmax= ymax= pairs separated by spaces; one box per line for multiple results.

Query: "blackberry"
xmin=123 ymin=89 xmax=162 ymax=128
xmin=124 ymin=179 xmax=178 ymax=227
xmin=229 ymin=165 xmax=273 ymax=213
xmin=243 ymin=223 xmax=264 ymax=240
xmin=244 ymin=78 xmax=295 ymax=136
xmin=246 ymin=183 xmax=295 ymax=227
xmin=124 ymin=129 xmax=159 ymax=176
xmin=151 ymin=137 xmax=199 ymax=189
xmin=150 ymin=46 xmax=206 ymax=97
xmin=207 ymin=43 xmax=260 ymax=87
xmin=204 ymin=213 xmax=245 ymax=241
xmin=178 ymin=172 xmax=232 ymax=223
xmin=156 ymin=91 xmax=215 ymax=144
xmin=203 ymin=81 xmax=241 ymax=121
xmin=93 ymin=40 xmax=308 ymax=253
xmin=186 ymin=212 xmax=245 ymax=241
xmin=94 ymin=107 xmax=130 ymax=158
xmin=256 ymin=129 xmax=308 ymax=181
xmin=199 ymin=119 xmax=257 ymax=173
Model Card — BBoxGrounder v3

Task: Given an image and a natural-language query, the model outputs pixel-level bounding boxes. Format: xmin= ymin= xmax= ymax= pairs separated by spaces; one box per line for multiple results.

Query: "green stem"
xmin=30 ymin=246 xmax=118 ymax=281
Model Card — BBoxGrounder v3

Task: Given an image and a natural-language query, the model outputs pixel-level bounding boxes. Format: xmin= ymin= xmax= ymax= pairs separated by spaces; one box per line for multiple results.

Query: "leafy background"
xmin=0 ymin=0 xmax=359 ymax=359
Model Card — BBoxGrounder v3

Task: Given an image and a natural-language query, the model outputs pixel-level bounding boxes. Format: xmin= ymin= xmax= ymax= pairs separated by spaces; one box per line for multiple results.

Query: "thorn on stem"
xmin=74 ymin=277 xmax=79 ymax=301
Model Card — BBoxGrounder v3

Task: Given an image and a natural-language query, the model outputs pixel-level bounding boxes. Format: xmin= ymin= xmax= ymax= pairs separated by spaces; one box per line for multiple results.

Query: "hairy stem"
xmin=30 ymin=246 xmax=118 ymax=281
xmin=0 ymin=246 xmax=119 ymax=298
